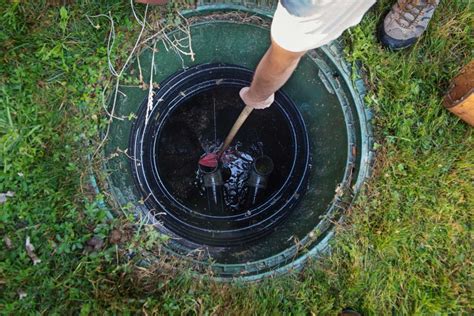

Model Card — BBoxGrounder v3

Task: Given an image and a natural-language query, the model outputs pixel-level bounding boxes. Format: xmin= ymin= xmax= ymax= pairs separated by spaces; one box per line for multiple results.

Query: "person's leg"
xmin=379 ymin=0 xmax=440 ymax=50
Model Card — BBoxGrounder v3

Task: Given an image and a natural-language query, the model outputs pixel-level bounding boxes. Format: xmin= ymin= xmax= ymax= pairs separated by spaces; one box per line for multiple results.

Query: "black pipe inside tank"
xmin=246 ymin=155 xmax=274 ymax=207
xmin=199 ymin=164 xmax=225 ymax=215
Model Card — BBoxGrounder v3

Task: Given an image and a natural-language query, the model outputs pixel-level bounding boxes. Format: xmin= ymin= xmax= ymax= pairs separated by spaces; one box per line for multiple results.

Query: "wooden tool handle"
xmin=220 ymin=105 xmax=254 ymax=154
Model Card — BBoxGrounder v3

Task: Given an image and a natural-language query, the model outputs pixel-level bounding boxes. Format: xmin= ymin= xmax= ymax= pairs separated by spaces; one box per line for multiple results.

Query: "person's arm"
xmin=242 ymin=0 xmax=374 ymax=109
xmin=240 ymin=40 xmax=306 ymax=109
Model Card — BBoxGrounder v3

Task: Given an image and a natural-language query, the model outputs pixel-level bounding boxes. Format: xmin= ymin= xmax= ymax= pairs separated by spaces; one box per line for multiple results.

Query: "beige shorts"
xmin=271 ymin=0 xmax=376 ymax=52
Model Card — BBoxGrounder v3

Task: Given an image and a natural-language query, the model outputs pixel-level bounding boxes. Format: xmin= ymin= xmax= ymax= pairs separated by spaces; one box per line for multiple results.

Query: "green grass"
xmin=1 ymin=0 xmax=472 ymax=314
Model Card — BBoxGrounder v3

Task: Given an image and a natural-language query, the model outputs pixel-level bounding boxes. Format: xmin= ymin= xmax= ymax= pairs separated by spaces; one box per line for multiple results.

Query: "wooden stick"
xmin=219 ymin=105 xmax=254 ymax=155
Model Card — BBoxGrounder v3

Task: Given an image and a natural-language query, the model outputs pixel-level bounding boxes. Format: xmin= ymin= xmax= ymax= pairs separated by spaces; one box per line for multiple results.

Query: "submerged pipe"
xmin=246 ymin=155 xmax=274 ymax=207
xmin=199 ymin=164 xmax=225 ymax=214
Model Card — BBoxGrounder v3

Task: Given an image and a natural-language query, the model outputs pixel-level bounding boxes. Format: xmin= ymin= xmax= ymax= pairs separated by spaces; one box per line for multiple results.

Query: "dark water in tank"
xmin=155 ymin=86 xmax=294 ymax=216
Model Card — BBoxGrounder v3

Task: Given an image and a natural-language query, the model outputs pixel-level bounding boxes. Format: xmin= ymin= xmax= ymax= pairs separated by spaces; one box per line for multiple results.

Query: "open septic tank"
xmin=101 ymin=2 xmax=374 ymax=280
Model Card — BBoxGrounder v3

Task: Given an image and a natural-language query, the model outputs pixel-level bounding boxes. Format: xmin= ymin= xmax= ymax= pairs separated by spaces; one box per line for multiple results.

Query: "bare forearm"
xmin=246 ymin=41 xmax=306 ymax=103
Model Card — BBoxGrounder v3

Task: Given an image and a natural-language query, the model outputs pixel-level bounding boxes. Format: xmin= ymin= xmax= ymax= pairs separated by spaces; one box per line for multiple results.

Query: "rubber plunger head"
xmin=198 ymin=152 xmax=219 ymax=168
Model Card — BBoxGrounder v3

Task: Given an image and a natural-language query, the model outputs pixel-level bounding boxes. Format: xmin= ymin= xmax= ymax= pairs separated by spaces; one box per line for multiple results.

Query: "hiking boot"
xmin=378 ymin=0 xmax=439 ymax=50
xmin=443 ymin=60 xmax=474 ymax=126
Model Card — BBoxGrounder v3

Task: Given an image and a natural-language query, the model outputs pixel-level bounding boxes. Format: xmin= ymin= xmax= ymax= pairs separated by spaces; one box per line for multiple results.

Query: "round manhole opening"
xmin=129 ymin=63 xmax=310 ymax=246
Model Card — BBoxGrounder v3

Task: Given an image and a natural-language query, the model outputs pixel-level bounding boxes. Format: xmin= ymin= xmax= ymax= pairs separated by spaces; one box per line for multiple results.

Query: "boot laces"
xmin=394 ymin=0 xmax=436 ymax=25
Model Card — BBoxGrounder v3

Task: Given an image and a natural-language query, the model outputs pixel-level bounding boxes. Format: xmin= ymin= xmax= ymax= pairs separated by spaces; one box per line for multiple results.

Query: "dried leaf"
xmin=0 ymin=191 xmax=15 ymax=204
xmin=86 ymin=236 xmax=104 ymax=250
xmin=25 ymin=236 xmax=41 ymax=265
xmin=109 ymin=229 xmax=122 ymax=244
xmin=18 ymin=290 xmax=27 ymax=300
xmin=4 ymin=236 xmax=13 ymax=249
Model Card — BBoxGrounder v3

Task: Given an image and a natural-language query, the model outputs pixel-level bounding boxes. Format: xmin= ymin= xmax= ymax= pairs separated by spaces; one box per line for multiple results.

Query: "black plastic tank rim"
xmin=129 ymin=63 xmax=311 ymax=246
